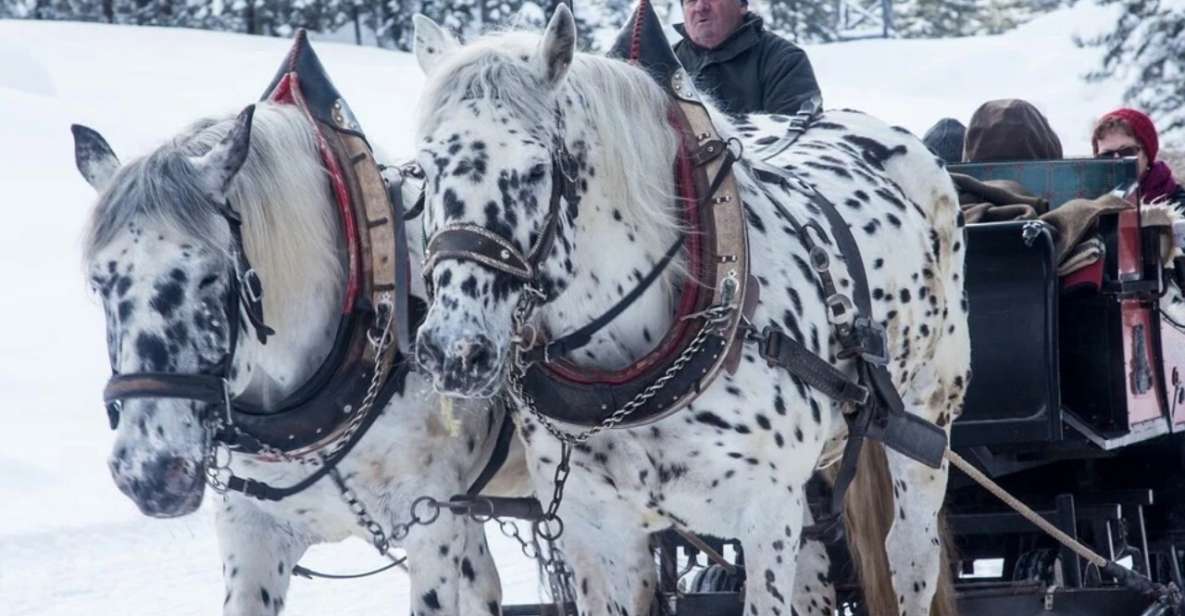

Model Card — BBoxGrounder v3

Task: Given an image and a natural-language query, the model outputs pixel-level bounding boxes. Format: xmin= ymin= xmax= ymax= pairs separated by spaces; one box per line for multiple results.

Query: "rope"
xmin=946 ymin=449 xmax=1108 ymax=567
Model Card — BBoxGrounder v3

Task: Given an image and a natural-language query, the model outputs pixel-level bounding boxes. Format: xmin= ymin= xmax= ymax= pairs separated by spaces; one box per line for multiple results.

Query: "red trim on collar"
xmin=628 ymin=0 xmax=647 ymax=63
xmin=543 ymin=107 xmax=704 ymax=385
xmin=268 ymin=72 xmax=361 ymax=314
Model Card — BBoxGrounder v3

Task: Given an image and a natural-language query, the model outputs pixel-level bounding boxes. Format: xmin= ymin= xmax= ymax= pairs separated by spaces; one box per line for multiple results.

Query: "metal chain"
xmin=203 ymin=293 xmax=396 ymax=490
xmin=330 ymin=465 xmax=442 ymax=556
xmin=508 ymin=294 xmax=734 ymax=446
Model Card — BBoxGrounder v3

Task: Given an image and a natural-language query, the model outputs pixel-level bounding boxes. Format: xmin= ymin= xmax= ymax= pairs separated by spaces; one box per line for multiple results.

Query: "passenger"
xmin=963 ymin=98 xmax=1063 ymax=162
xmin=922 ymin=118 xmax=965 ymax=165
xmin=673 ymin=0 xmax=822 ymax=116
xmin=1091 ymin=108 xmax=1185 ymax=208
xmin=951 ymin=99 xmax=1062 ymax=223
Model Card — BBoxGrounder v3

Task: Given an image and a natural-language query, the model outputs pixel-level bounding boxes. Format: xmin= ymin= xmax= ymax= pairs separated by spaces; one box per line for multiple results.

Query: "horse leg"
xmin=215 ymin=496 xmax=309 ymax=616
xmin=560 ymin=513 xmax=656 ymax=616
xmin=792 ymin=506 xmax=836 ymax=616
xmin=404 ymin=515 xmax=502 ymax=616
xmin=738 ymin=494 xmax=807 ymax=616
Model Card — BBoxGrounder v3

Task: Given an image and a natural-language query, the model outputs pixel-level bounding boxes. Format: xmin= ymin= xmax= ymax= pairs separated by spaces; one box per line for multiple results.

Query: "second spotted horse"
xmin=410 ymin=3 xmax=970 ymax=616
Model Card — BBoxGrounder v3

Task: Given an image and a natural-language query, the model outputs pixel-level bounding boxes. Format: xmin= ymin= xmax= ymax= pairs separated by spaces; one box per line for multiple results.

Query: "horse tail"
xmin=842 ymin=441 xmax=959 ymax=616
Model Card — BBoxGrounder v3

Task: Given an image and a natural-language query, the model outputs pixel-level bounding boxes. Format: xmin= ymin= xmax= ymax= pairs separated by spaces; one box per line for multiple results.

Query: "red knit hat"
xmin=1093 ymin=108 xmax=1159 ymax=162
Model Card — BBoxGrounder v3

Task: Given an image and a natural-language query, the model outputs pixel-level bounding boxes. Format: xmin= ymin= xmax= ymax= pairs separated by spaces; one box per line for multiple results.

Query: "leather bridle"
xmin=102 ymin=202 xmax=270 ymax=440
xmin=421 ymin=146 xmax=576 ymax=305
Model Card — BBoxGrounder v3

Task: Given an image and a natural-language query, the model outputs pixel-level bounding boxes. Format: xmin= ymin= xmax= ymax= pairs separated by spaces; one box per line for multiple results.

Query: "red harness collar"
xmin=543 ymin=108 xmax=705 ymax=385
xmin=268 ymin=73 xmax=361 ymax=314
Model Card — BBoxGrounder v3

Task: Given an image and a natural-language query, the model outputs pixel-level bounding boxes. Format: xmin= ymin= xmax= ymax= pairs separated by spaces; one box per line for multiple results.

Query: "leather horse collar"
xmin=101 ymin=32 xmax=413 ymax=475
xmin=491 ymin=0 xmax=753 ymax=431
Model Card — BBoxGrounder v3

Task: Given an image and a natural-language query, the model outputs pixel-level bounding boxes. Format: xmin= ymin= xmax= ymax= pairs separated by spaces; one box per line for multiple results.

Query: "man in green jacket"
xmin=674 ymin=0 xmax=822 ymax=116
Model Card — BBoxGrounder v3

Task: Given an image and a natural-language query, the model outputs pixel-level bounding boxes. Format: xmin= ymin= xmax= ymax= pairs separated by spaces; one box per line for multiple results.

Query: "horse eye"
xmin=527 ymin=164 xmax=547 ymax=182
xmin=198 ymin=275 xmax=219 ymax=290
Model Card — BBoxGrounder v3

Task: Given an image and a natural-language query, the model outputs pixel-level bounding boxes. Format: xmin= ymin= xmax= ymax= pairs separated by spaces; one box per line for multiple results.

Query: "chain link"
xmin=202 ymin=293 xmax=397 ymax=494
xmin=508 ymin=289 xmax=734 ymax=446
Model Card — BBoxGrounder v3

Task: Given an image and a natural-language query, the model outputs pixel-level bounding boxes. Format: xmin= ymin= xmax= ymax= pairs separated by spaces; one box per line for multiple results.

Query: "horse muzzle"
xmin=415 ymin=327 xmax=502 ymax=398
xmin=110 ymin=451 xmax=206 ymax=517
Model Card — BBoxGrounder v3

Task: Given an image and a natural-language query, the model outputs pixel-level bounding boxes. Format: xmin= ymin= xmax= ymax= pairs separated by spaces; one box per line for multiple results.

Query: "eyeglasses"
xmin=1096 ymin=145 xmax=1141 ymax=159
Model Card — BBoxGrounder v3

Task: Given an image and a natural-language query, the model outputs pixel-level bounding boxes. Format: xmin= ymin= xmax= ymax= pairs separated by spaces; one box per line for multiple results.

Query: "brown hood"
xmin=964 ymin=99 xmax=1063 ymax=162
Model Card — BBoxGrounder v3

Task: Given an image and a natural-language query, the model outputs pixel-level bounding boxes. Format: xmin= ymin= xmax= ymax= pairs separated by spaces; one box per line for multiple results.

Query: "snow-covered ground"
xmin=0 ymin=4 xmax=1124 ymax=614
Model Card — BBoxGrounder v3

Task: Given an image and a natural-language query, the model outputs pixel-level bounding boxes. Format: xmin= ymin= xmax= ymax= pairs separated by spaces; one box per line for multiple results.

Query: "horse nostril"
xmin=416 ymin=331 xmax=446 ymax=372
xmin=453 ymin=335 xmax=496 ymax=372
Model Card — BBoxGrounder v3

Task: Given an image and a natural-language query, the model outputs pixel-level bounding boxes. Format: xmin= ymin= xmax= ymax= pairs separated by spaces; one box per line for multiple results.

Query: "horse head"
xmin=411 ymin=7 xmax=589 ymax=397
xmin=74 ymin=103 xmax=341 ymax=516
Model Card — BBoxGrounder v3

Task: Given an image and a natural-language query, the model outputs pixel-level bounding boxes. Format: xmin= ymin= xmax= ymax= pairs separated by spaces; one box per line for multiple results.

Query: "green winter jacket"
xmin=673 ymin=14 xmax=822 ymax=117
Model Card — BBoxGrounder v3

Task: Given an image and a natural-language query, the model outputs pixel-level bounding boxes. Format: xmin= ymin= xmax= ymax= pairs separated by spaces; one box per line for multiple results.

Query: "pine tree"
xmin=766 ymin=0 xmax=835 ymax=43
xmin=894 ymin=0 xmax=982 ymax=38
xmin=1083 ymin=0 xmax=1185 ymax=146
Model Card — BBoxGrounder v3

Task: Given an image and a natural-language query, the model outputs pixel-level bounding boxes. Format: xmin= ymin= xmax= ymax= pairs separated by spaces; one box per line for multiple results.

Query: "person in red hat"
xmin=1092 ymin=108 xmax=1185 ymax=207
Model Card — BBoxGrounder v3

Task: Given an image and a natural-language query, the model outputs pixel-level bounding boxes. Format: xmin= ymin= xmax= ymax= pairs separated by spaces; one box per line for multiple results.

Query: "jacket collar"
xmin=674 ymin=13 xmax=765 ymax=64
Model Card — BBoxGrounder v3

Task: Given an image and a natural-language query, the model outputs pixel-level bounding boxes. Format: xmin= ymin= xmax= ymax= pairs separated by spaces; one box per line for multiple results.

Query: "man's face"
xmin=1096 ymin=130 xmax=1149 ymax=177
xmin=682 ymin=0 xmax=747 ymax=49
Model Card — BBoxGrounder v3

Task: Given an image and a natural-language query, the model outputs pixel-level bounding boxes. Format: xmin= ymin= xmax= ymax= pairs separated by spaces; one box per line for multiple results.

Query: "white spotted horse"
xmin=74 ymin=32 xmax=512 ymax=616
xmin=410 ymin=4 xmax=970 ymax=616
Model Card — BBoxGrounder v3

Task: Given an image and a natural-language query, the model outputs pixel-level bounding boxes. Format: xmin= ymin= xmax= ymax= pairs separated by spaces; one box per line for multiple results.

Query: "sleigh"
xmin=939 ymin=157 xmax=1185 ymax=615
xmin=570 ymin=158 xmax=1185 ymax=616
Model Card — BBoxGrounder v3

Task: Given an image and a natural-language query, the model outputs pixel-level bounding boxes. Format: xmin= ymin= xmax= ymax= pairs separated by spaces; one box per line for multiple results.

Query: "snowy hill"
xmin=0 ymin=5 xmax=1123 ymax=614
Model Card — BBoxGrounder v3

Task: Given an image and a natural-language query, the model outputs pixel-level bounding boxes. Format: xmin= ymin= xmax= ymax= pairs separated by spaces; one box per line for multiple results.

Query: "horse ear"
xmin=413 ymin=14 xmax=459 ymax=75
xmin=534 ymin=3 xmax=576 ymax=89
xmin=535 ymin=3 xmax=575 ymax=88
xmin=71 ymin=124 xmax=120 ymax=192
xmin=191 ymin=105 xmax=255 ymax=199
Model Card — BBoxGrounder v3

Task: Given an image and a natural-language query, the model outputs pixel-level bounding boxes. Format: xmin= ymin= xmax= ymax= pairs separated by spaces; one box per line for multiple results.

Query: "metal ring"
xmin=533 ymin=516 xmax=565 ymax=542
xmin=411 ymin=496 xmax=442 ymax=525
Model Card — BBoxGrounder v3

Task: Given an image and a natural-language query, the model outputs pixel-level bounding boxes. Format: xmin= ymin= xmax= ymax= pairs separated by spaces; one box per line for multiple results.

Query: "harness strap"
xmin=465 ymin=407 xmax=518 ymax=496
xmin=222 ymin=363 xmax=409 ymax=501
xmin=219 ymin=204 xmax=274 ymax=344
xmin=742 ymin=124 xmax=948 ymax=541
xmin=755 ymin=327 xmax=868 ymax=406
xmin=386 ymin=174 xmax=412 ymax=354
xmin=522 ymin=235 xmax=686 ymax=364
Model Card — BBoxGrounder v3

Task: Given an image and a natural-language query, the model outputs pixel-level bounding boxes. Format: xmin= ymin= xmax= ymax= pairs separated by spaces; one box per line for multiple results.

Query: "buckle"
xmin=825 ymin=293 xmax=855 ymax=327
xmin=757 ymin=325 xmax=782 ymax=365
xmin=852 ymin=317 xmax=889 ymax=366
xmin=242 ymin=269 xmax=264 ymax=304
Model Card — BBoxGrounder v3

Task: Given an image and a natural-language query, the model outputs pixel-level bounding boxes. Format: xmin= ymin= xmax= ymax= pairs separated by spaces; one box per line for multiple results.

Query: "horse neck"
xmin=229 ymin=108 xmax=345 ymax=408
xmin=538 ymin=80 xmax=684 ymax=370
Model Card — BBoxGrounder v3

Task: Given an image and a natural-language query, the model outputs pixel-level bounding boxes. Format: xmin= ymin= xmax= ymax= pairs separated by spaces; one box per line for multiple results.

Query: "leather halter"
xmin=100 ymin=32 xmax=412 ymax=474
xmin=422 ymin=148 xmax=575 ymax=296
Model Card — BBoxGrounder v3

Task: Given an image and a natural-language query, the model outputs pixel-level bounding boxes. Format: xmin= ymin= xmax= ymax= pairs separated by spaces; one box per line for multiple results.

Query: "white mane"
xmin=416 ymin=32 xmax=685 ymax=252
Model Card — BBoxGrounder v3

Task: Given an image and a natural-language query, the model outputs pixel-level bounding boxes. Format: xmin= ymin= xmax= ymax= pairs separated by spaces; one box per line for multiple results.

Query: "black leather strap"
xmin=223 ymin=362 xmax=410 ymax=501
xmin=104 ymin=373 xmax=225 ymax=404
xmin=522 ymin=235 xmax=685 ymax=364
xmin=465 ymin=407 xmax=517 ymax=496
xmin=756 ymin=327 xmax=868 ymax=406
